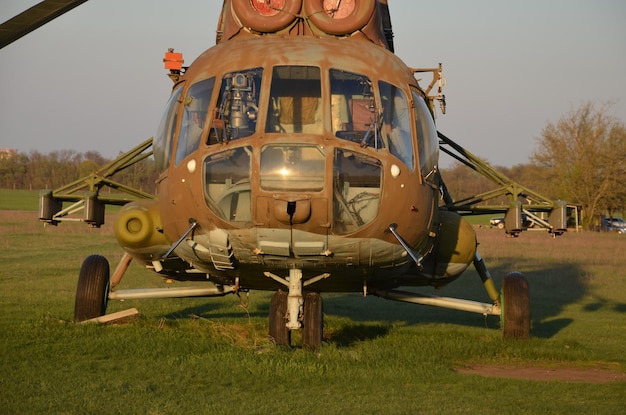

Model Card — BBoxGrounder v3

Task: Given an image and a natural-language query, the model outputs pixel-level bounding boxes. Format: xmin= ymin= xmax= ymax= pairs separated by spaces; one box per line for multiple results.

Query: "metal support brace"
xmin=473 ymin=252 xmax=500 ymax=306
xmin=110 ymin=253 xmax=133 ymax=288
xmin=162 ymin=219 xmax=198 ymax=259
xmin=371 ymin=289 xmax=501 ymax=316
xmin=386 ymin=223 xmax=423 ymax=267
xmin=304 ymin=273 xmax=331 ymax=287
xmin=109 ymin=285 xmax=234 ymax=300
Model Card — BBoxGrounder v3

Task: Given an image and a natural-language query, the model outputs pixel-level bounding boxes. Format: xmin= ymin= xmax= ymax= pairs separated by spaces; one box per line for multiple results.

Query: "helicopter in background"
xmin=1 ymin=0 xmax=568 ymax=350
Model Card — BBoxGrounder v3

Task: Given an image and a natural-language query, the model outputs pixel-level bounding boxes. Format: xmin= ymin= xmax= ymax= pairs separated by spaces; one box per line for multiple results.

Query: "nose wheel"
xmin=266 ymin=269 xmax=326 ymax=350
xmin=302 ymin=292 xmax=324 ymax=350
xmin=269 ymin=290 xmax=291 ymax=346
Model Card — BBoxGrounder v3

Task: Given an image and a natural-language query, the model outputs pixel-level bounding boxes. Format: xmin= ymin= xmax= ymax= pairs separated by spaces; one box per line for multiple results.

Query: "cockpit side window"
xmin=210 ymin=68 xmax=262 ymax=143
xmin=175 ymin=77 xmax=215 ymax=165
xmin=330 ymin=69 xmax=382 ymax=148
xmin=411 ymin=90 xmax=439 ymax=177
xmin=333 ymin=149 xmax=382 ymax=234
xmin=154 ymin=86 xmax=183 ymax=172
xmin=204 ymin=147 xmax=252 ymax=223
xmin=379 ymin=82 xmax=414 ymax=170
xmin=266 ymin=66 xmax=322 ymax=134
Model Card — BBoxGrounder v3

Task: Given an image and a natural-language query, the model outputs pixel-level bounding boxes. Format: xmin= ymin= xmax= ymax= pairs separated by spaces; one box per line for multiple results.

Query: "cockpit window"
xmin=333 ymin=149 xmax=382 ymax=234
xmin=266 ymin=66 xmax=322 ymax=134
xmin=330 ymin=69 xmax=382 ymax=148
xmin=210 ymin=68 xmax=262 ymax=143
xmin=204 ymin=147 xmax=252 ymax=223
xmin=411 ymin=90 xmax=439 ymax=176
xmin=175 ymin=77 xmax=215 ymax=165
xmin=260 ymin=145 xmax=325 ymax=191
xmin=379 ymin=82 xmax=415 ymax=170
xmin=154 ymin=86 xmax=183 ymax=172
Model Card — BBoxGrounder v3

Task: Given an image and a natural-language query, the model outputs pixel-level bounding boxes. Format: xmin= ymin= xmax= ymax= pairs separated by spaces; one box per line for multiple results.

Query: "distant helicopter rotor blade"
xmin=0 ymin=0 xmax=88 ymax=49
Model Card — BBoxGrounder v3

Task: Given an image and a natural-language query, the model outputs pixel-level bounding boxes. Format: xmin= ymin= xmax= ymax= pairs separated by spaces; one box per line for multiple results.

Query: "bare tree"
xmin=531 ymin=102 xmax=626 ymax=228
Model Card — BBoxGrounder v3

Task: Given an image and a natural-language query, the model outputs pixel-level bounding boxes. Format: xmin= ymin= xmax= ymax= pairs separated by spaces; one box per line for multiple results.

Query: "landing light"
xmin=391 ymin=164 xmax=401 ymax=178
xmin=187 ymin=159 xmax=196 ymax=173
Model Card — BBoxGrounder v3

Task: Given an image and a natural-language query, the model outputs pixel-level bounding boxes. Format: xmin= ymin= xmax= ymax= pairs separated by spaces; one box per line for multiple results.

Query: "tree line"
xmin=438 ymin=102 xmax=626 ymax=228
xmin=1 ymin=102 xmax=624 ymax=229
xmin=0 ymin=149 xmax=159 ymax=195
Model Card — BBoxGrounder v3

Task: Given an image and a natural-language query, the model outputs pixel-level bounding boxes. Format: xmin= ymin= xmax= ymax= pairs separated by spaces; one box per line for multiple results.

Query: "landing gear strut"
xmin=266 ymin=269 xmax=327 ymax=350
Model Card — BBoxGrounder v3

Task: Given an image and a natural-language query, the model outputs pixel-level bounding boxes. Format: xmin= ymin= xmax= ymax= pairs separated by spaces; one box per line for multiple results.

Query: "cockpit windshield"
xmin=210 ymin=68 xmax=263 ymax=143
xmin=379 ymin=81 xmax=414 ymax=170
xmin=175 ymin=77 xmax=215 ymax=164
xmin=266 ymin=66 xmax=322 ymax=134
xmin=412 ymin=90 xmax=439 ymax=177
xmin=154 ymin=86 xmax=183 ymax=172
xmin=330 ymin=69 xmax=383 ymax=149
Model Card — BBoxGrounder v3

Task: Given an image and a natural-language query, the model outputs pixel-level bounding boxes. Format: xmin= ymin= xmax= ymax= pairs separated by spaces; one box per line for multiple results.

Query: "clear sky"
xmin=1 ymin=0 xmax=625 ymax=167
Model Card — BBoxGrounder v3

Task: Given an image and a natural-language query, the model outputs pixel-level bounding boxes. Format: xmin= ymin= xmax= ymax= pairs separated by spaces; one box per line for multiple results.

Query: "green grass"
xmin=0 ymin=188 xmax=124 ymax=216
xmin=1 ymin=193 xmax=625 ymax=414
xmin=0 ymin=189 xmax=39 ymax=210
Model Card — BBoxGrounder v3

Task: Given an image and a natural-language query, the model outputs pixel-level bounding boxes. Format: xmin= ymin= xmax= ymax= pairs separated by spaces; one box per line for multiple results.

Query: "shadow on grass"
xmin=161 ymin=299 xmax=269 ymax=321
xmin=326 ymin=323 xmax=391 ymax=347
xmin=320 ymin=260 xmax=596 ymax=340
xmin=522 ymin=263 xmax=584 ymax=338
xmin=150 ymin=255 xmax=624 ymax=342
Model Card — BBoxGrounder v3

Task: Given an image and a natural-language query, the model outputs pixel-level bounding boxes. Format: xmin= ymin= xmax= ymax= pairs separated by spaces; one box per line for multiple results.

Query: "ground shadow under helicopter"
xmin=159 ymin=259 xmax=625 ymax=345
xmin=319 ymin=259 xmax=618 ymax=343
xmin=160 ymin=297 xmax=268 ymax=322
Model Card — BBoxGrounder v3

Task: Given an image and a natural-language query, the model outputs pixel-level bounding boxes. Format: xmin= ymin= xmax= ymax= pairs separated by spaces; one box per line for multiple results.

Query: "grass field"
xmin=1 ymin=190 xmax=625 ymax=414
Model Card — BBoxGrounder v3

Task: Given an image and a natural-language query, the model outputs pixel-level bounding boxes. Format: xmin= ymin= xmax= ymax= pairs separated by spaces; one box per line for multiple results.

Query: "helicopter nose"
xmin=273 ymin=196 xmax=312 ymax=225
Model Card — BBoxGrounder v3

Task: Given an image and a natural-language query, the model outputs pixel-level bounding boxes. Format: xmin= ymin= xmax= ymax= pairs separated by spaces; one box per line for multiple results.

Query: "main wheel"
xmin=302 ymin=292 xmax=323 ymax=351
xmin=269 ymin=290 xmax=291 ymax=346
xmin=74 ymin=254 xmax=110 ymax=322
xmin=501 ymin=272 xmax=530 ymax=339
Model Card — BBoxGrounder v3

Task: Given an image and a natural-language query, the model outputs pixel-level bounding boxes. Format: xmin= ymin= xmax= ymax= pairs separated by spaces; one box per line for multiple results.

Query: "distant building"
xmin=0 ymin=148 xmax=18 ymax=160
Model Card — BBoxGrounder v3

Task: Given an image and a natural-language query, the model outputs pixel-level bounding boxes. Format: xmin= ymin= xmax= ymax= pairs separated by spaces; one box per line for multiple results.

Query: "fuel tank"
xmin=417 ymin=210 xmax=477 ymax=285
xmin=114 ymin=199 xmax=170 ymax=264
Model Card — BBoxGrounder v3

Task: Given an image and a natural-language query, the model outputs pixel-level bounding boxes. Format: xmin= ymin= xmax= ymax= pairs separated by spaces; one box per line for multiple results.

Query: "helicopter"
xmin=2 ymin=0 xmax=569 ymax=350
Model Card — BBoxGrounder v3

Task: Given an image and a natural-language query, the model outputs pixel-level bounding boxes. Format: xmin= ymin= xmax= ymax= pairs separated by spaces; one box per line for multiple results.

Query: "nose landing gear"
xmin=266 ymin=269 xmax=329 ymax=350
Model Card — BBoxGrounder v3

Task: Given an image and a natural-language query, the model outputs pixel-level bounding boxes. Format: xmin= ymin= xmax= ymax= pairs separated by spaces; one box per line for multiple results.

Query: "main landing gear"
xmin=73 ymin=255 xmax=529 ymax=345
xmin=501 ymin=272 xmax=531 ymax=339
xmin=74 ymin=254 xmax=110 ymax=322
xmin=265 ymin=269 xmax=329 ymax=350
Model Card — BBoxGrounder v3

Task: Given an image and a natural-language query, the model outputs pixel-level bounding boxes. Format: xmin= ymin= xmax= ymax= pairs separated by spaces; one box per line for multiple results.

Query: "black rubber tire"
xmin=501 ymin=272 xmax=530 ymax=339
xmin=269 ymin=290 xmax=291 ymax=346
xmin=302 ymin=292 xmax=323 ymax=351
xmin=74 ymin=254 xmax=110 ymax=322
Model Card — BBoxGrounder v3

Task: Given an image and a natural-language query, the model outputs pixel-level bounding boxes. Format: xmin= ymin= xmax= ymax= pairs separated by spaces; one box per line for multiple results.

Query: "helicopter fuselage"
xmin=138 ymin=35 xmax=447 ymax=292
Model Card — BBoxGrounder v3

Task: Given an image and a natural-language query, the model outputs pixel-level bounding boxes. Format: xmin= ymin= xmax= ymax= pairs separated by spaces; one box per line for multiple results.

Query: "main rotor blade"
xmin=0 ymin=0 xmax=88 ymax=50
